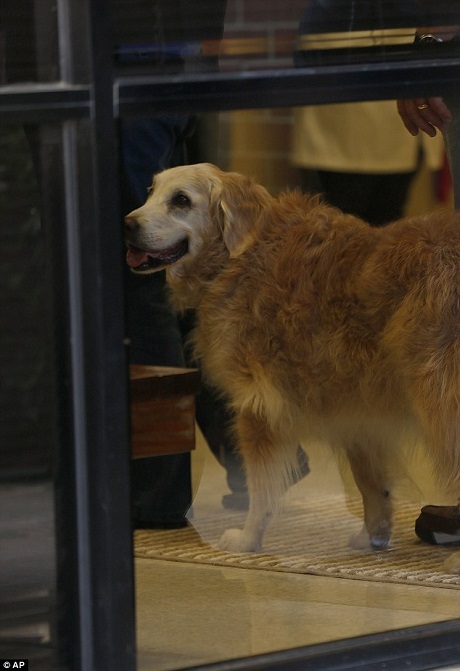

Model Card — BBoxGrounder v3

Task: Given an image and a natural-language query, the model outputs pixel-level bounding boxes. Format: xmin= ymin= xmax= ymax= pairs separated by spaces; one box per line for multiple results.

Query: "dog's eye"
xmin=171 ymin=192 xmax=191 ymax=209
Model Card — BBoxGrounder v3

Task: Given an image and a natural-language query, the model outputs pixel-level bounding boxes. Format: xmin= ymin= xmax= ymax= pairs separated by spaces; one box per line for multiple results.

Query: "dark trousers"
xmin=127 ymin=270 xmax=193 ymax=527
xmin=122 ymin=116 xmax=194 ymax=527
xmin=301 ymin=169 xmax=415 ymax=226
xmin=122 ymin=117 xmax=244 ymax=526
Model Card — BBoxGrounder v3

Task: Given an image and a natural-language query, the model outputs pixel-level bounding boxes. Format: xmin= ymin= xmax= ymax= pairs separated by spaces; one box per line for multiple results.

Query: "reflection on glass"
xmin=132 ymin=109 xmax=460 ymax=670
xmin=296 ymin=0 xmax=460 ymax=66
xmin=0 ymin=3 xmax=59 ymax=84
xmin=110 ymin=0 xmax=460 ymax=75
xmin=0 ymin=124 xmax=57 ymax=665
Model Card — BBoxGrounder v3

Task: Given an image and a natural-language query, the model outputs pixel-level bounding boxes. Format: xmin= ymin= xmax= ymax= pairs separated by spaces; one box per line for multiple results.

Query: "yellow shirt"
xmin=291 ymin=29 xmax=445 ymax=173
xmin=291 ymin=101 xmax=445 ymax=173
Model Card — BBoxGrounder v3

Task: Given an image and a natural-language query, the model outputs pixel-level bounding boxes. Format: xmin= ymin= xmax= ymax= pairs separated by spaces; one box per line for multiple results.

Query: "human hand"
xmin=397 ymin=97 xmax=452 ymax=137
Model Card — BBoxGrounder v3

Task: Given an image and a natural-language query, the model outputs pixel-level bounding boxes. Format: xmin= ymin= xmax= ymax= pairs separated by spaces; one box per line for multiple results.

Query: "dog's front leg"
xmin=218 ymin=411 xmax=295 ymax=553
xmin=346 ymin=442 xmax=393 ymax=550
xmin=218 ymin=500 xmax=273 ymax=553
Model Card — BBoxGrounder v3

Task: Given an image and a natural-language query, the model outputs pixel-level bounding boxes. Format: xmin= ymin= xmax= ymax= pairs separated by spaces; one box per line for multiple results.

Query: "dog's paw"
xmin=369 ymin=534 xmax=391 ymax=551
xmin=218 ymin=528 xmax=261 ymax=553
xmin=442 ymin=552 xmax=460 ymax=574
xmin=369 ymin=522 xmax=391 ymax=550
xmin=350 ymin=525 xmax=371 ymax=550
xmin=350 ymin=524 xmax=390 ymax=551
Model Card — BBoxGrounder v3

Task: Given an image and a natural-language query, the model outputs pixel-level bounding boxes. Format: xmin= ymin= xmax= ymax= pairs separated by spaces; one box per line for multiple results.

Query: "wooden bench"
xmin=129 ymin=365 xmax=200 ymax=458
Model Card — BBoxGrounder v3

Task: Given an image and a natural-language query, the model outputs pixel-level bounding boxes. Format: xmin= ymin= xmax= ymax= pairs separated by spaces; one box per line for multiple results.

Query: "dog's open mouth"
xmin=126 ymin=239 xmax=189 ymax=271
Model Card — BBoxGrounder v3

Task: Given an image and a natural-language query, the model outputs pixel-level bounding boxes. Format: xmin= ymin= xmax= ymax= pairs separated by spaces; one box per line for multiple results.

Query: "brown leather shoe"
xmin=415 ymin=505 xmax=460 ymax=545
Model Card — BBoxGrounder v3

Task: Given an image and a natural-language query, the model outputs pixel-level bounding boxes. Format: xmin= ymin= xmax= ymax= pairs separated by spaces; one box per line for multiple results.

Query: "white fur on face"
xmin=126 ymin=163 xmax=223 ymax=267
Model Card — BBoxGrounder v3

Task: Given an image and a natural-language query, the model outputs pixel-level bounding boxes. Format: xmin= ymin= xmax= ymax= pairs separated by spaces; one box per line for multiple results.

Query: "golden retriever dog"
xmin=125 ymin=163 xmax=460 ymax=568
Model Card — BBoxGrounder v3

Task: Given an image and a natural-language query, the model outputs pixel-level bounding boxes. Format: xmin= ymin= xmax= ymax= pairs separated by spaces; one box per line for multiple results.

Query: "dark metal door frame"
xmin=1 ymin=1 xmax=459 ymax=669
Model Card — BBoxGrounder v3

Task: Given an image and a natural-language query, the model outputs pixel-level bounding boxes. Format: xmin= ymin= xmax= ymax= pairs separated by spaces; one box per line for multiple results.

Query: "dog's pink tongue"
xmin=126 ymin=246 xmax=149 ymax=268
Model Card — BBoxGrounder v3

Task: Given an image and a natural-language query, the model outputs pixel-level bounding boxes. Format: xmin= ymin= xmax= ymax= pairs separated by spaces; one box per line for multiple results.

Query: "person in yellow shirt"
xmin=292 ymin=1 xmax=446 ymax=224
xmin=292 ymin=99 xmax=444 ymax=225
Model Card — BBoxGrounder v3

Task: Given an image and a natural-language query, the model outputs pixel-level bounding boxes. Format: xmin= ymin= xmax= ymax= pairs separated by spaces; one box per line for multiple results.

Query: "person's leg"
xmin=315 ymin=170 xmax=414 ymax=225
xmin=316 ymin=170 xmax=374 ymax=220
xmin=123 ymin=117 xmax=255 ymax=515
xmin=122 ymin=117 xmax=193 ymax=528
xmin=179 ymin=310 xmax=249 ymax=508
xmin=127 ymin=269 xmax=193 ymax=528
xmin=362 ymin=172 xmax=415 ymax=226
xmin=194 ymin=382 xmax=249 ymax=509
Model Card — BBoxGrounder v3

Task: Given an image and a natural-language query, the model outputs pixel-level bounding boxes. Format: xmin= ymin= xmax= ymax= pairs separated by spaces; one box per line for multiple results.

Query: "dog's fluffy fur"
xmin=126 ymin=163 xmax=460 ymax=567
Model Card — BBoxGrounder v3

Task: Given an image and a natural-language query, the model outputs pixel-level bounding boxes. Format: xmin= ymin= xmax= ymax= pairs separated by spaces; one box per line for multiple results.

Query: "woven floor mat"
xmin=134 ymin=496 xmax=460 ymax=589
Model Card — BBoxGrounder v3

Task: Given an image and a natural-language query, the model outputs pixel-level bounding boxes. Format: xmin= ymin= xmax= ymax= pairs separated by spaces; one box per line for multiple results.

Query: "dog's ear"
xmin=212 ymin=172 xmax=271 ymax=258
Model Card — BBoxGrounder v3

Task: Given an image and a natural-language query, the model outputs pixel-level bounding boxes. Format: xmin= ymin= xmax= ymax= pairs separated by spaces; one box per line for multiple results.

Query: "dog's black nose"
xmin=124 ymin=213 xmax=139 ymax=231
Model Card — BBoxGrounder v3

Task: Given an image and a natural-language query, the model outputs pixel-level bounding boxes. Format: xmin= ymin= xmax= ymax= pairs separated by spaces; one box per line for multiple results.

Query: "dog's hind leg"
xmin=218 ymin=411 xmax=298 ymax=553
xmin=346 ymin=443 xmax=393 ymax=550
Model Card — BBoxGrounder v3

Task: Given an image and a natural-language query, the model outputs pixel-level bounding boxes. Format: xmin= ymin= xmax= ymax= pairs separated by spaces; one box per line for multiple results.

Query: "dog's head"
xmin=125 ymin=163 xmax=272 ymax=275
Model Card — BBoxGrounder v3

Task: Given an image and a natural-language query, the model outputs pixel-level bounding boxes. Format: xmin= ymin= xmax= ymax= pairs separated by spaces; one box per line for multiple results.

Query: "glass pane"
xmin=0 ymin=2 xmax=59 ymax=84
xmin=0 ymin=123 xmax=58 ymax=667
xmin=126 ymin=108 xmax=460 ymax=670
xmin=111 ymin=0 xmax=460 ymax=76
xmin=296 ymin=0 xmax=460 ymax=66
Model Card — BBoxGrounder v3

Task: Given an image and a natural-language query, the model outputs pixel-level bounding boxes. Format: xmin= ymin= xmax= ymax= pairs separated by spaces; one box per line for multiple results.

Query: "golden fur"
xmin=125 ymin=163 xmax=460 ymax=568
